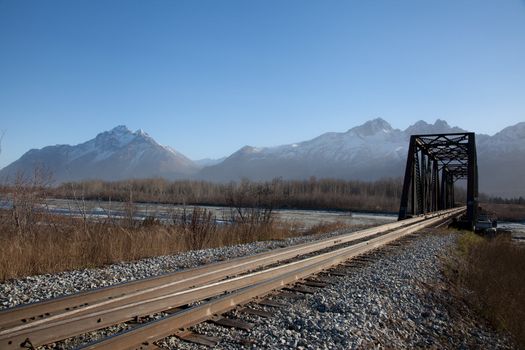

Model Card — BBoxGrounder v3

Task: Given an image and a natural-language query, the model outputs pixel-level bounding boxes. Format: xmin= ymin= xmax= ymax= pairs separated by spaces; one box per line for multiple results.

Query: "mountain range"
xmin=1 ymin=119 xmax=524 ymax=197
xmin=0 ymin=126 xmax=198 ymax=183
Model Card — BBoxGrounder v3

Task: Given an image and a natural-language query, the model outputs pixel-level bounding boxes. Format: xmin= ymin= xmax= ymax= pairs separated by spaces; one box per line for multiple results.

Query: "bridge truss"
xmin=398 ymin=132 xmax=478 ymax=228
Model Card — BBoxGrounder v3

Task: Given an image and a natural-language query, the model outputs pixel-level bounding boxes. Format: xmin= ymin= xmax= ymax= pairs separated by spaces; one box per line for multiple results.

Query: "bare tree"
xmin=11 ymin=165 xmax=53 ymax=235
xmin=225 ymin=179 xmax=275 ymax=226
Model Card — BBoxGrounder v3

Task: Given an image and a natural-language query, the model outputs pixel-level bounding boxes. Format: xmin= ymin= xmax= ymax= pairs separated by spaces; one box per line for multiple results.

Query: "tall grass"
xmin=0 ymin=208 xmax=342 ymax=281
xmin=450 ymin=232 xmax=525 ymax=348
xmin=0 ymin=172 xmax=356 ymax=281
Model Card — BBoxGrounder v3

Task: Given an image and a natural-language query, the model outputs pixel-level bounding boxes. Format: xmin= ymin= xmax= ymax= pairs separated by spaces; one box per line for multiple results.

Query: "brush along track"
xmin=0 ymin=208 xmax=463 ymax=349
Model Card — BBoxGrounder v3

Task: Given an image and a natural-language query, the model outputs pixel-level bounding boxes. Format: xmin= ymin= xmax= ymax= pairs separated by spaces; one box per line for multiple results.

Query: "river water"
xmin=1 ymin=198 xmax=396 ymax=230
xmin=498 ymin=221 xmax=525 ymax=242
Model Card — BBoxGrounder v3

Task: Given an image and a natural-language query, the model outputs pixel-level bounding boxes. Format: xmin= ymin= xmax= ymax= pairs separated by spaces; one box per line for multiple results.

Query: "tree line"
xmin=50 ymin=177 xmax=404 ymax=213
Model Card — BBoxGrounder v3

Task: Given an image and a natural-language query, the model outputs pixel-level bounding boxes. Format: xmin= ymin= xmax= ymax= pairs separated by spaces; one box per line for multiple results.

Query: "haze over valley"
xmin=1 ymin=118 xmax=524 ymax=198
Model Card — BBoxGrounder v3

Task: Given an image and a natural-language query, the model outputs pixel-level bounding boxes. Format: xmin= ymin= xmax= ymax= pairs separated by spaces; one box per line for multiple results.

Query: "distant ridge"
xmin=197 ymin=118 xmax=469 ymax=182
xmin=1 ymin=119 xmax=524 ymax=197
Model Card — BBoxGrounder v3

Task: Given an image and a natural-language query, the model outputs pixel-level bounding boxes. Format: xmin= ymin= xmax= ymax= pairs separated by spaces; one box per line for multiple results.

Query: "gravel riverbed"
xmin=0 ymin=229 xmax=515 ymax=349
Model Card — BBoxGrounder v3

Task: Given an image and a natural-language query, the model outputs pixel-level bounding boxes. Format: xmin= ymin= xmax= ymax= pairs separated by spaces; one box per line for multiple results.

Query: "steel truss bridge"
xmin=398 ymin=132 xmax=478 ymax=228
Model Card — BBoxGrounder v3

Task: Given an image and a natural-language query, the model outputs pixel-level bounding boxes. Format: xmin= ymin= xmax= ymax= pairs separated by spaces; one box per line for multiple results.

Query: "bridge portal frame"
xmin=398 ymin=132 xmax=478 ymax=228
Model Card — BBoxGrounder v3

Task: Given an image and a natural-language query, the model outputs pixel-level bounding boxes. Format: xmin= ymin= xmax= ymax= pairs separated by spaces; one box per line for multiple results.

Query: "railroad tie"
xmin=300 ymin=280 xmax=328 ymax=288
xmin=340 ymin=261 xmax=366 ymax=268
xmin=175 ymin=330 xmax=220 ymax=347
xmin=258 ymin=299 xmax=286 ymax=308
xmin=276 ymin=291 xmax=304 ymax=299
xmin=284 ymin=285 xmax=317 ymax=294
xmin=238 ymin=307 xmax=273 ymax=318
xmin=211 ymin=316 xmax=254 ymax=331
xmin=324 ymin=270 xmax=349 ymax=277
xmin=135 ymin=341 xmax=162 ymax=350
xmin=352 ymin=256 xmax=376 ymax=263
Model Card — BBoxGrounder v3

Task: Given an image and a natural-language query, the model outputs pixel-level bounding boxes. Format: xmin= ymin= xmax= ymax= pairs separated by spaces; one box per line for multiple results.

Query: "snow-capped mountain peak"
xmin=2 ymin=119 xmax=524 ymax=197
xmin=434 ymin=119 xmax=451 ymax=130
xmin=92 ymin=125 xmax=136 ymax=149
xmin=110 ymin=124 xmax=130 ymax=133
xmin=493 ymin=122 xmax=525 ymax=141
xmin=477 ymin=121 xmax=525 ymax=156
xmin=234 ymin=146 xmax=263 ymax=156
xmin=0 ymin=125 xmax=199 ymax=182
xmin=349 ymin=118 xmax=393 ymax=137
xmin=404 ymin=119 xmax=465 ymax=136
xmin=198 ymin=118 xmax=525 ymax=197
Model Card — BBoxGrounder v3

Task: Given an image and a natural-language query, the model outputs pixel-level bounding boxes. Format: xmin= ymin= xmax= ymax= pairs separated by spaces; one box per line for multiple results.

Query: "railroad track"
xmin=0 ymin=207 xmax=464 ymax=350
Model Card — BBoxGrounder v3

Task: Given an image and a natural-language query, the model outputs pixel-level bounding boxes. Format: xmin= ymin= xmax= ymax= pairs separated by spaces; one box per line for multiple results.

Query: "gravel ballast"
xmin=160 ymin=231 xmax=515 ymax=349
xmin=0 ymin=229 xmax=515 ymax=349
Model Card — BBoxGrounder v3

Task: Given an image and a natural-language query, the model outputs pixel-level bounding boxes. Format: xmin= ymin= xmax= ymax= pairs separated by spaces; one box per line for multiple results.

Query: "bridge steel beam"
xmin=398 ymin=132 xmax=478 ymax=228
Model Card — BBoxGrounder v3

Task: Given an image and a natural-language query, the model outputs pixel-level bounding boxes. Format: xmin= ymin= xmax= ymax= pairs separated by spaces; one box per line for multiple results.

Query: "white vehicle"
xmin=475 ymin=214 xmax=497 ymax=234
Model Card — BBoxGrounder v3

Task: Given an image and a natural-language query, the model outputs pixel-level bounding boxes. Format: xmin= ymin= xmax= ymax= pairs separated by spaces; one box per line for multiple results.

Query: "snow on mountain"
xmin=404 ymin=119 xmax=465 ymax=135
xmin=197 ymin=118 xmax=524 ymax=197
xmin=0 ymin=125 xmax=199 ymax=183
xmin=198 ymin=118 xmax=467 ymax=182
xmin=350 ymin=117 xmax=395 ymax=136
xmin=477 ymin=122 xmax=525 ymax=154
xmin=475 ymin=122 xmax=525 ymax=197
xmin=217 ymin=118 xmax=404 ymax=164
xmin=1 ymin=119 xmax=523 ymax=197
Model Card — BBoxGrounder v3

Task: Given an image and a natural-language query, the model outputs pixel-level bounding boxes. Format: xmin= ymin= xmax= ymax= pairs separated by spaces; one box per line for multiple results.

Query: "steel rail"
xmin=83 ymin=208 xmax=462 ymax=350
xmin=0 ymin=209 xmax=452 ymax=332
xmin=0 ymin=208 xmax=462 ymax=349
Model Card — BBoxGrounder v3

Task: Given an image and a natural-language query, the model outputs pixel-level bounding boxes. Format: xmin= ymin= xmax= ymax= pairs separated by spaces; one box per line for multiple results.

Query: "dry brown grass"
xmin=0 ymin=217 xmax=178 ymax=280
xmin=0 ymin=207 xmax=339 ymax=281
xmin=479 ymin=203 xmax=525 ymax=222
xmin=450 ymin=232 xmax=525 ymax=348
xmin=0 ymin=173 xmax=355 ymax=281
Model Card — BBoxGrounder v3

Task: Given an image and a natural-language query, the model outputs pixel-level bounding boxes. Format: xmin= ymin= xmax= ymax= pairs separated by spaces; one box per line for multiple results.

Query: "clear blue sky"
xmin=1 ymin=0 xmax=524 ymax=168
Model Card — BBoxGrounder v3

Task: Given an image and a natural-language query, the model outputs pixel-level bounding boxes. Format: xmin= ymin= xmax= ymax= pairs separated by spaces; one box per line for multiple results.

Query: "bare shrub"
xmin=178 ymin=207 xmax=217 ymax=250
xmin=7 ymin=167 xmax=53 ymax=235
xmin=0 ymin=174 xmax=380 ymax=281
xmin=226 ymin=179 xmax=274 ymax=224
